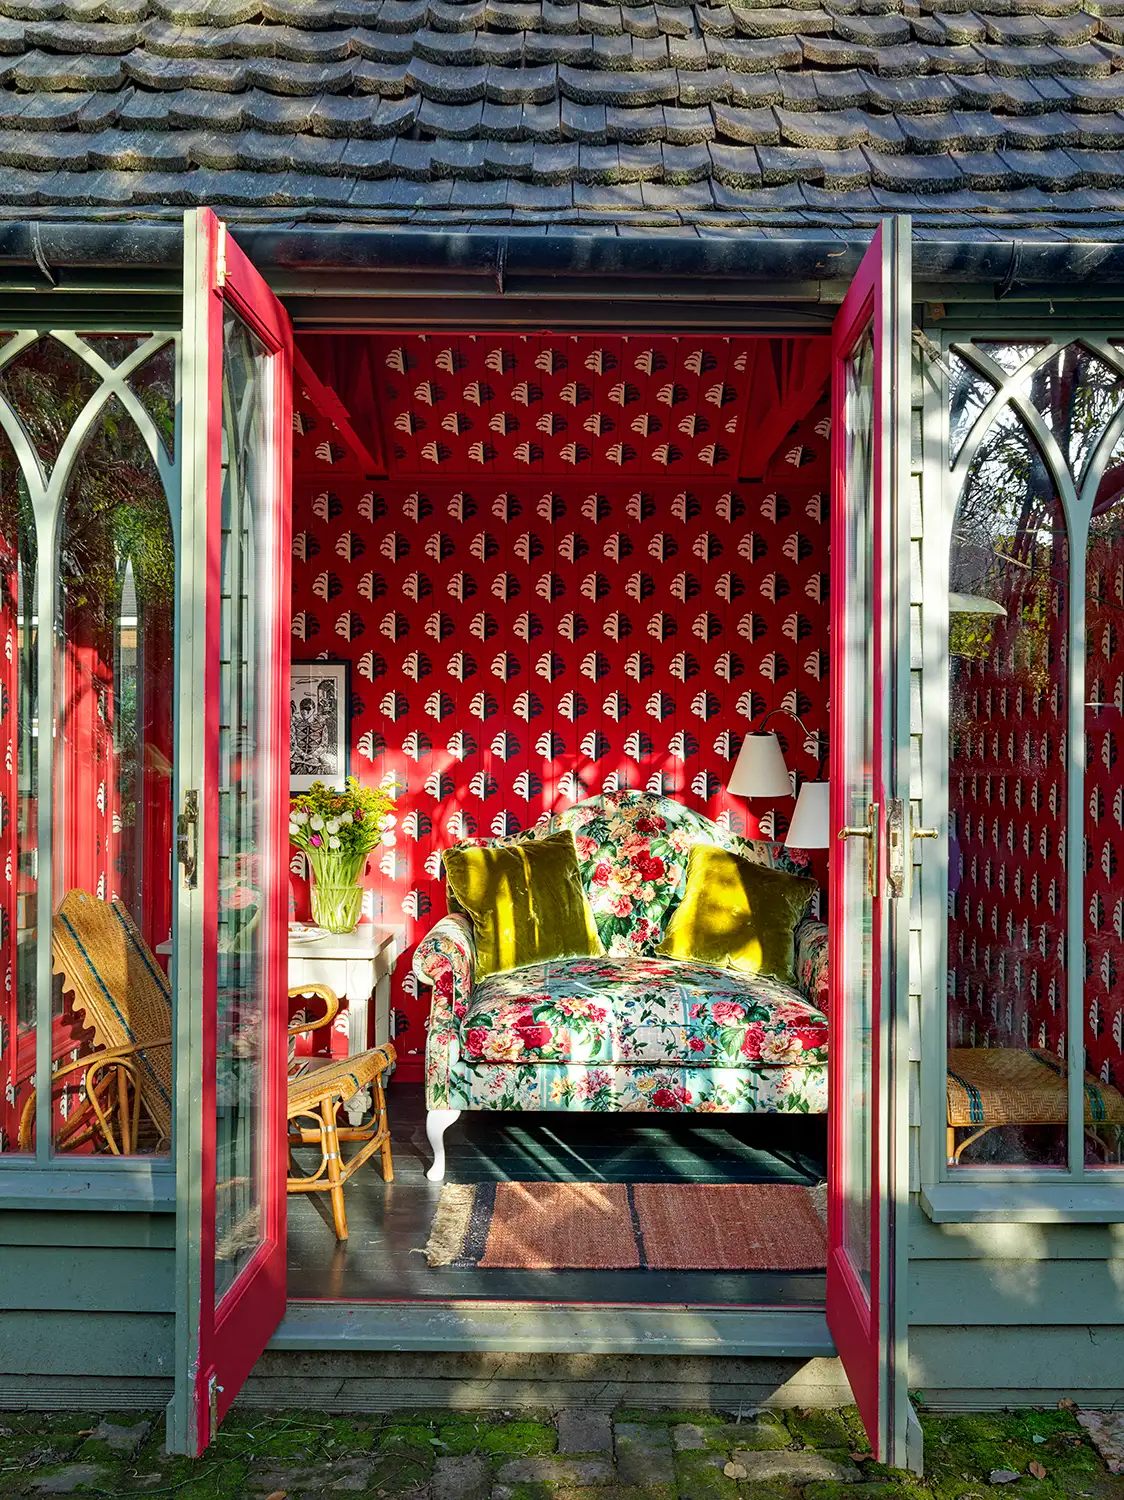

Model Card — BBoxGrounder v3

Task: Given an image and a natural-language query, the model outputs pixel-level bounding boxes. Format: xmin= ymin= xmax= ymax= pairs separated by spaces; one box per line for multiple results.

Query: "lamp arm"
xmin=756 ymin=706 xmax=813 ymax=740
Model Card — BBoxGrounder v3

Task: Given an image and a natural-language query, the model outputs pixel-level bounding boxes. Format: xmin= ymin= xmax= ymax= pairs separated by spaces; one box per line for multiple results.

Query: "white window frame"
xmin=919 ymin=319 xmax=1124 ymax=1223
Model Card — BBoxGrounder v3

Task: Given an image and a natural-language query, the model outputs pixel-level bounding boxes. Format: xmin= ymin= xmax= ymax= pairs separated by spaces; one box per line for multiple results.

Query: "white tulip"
xmin=326 ymin=819 xmax=341 ymax=835
xmin=339 ymin=812 xmax=354 ymax=825
xmin=288 ymin=822 xmax=299 ymax=838
xmin=310 ymin=816 xmax=325 ymax=831
xmin=291 ymin=810 xmax=309 ymax=825
xmin=328 ymin=836 xmax=342 ymax=850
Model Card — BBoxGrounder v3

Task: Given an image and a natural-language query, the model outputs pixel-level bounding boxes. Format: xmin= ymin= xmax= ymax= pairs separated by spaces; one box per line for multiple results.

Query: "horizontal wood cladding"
xmin=0 ymin=1376 xmax=173 ymax=1411
xmin=910 ymin=1326 xmax=1124 ymax=1395
xmin=3 ymin=1246 xmax=174 ymax=1314
xmin=909 ymin=1260 xmax=1124 ymax=1326
xmin=910 ymin=1214 xmax=1124 ymax=1261
xmin=2 ymin=1211 xmax=174 ymax=1251
xmin=0 ymin=1312 xmax=173 ymax=1379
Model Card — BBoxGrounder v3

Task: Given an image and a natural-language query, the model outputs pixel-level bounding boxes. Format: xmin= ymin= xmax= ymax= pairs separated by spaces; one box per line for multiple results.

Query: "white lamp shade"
xmin=728 ymin=733 xmax=792 ymax=798
xmin=785 ymin=781 xmax=830 ymax=849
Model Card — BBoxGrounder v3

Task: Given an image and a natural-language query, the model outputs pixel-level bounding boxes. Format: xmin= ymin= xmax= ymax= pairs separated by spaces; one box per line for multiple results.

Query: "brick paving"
xmin=1 ymin=1403 xmax=1123 ymax=1499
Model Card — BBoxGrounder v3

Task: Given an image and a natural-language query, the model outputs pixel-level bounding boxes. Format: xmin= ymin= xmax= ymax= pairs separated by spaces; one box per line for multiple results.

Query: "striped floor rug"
xmin=424 ymin=1180 xmax=827 ymax=1271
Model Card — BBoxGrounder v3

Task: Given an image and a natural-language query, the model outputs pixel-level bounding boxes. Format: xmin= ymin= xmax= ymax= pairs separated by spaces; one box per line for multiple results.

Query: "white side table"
xmin=288 ymin=924 xmax=404 ymax=1057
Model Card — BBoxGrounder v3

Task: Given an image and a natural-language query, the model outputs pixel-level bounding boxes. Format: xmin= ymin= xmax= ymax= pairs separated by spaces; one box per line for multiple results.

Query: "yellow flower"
xmin=636 ymin=1074 xmax=656 ymax=1093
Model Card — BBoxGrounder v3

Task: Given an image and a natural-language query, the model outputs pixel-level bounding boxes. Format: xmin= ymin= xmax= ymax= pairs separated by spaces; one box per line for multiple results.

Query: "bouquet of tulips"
xmin=289 ymin=777 xmax=396 ymax=932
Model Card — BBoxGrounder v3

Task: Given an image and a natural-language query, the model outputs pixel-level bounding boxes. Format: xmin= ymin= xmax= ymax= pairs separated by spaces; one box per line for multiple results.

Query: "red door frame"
xmin=176 ymin=208 xmax=293 ymax=1453
xmin=827 ymin=220 xmax=910 ymax=1464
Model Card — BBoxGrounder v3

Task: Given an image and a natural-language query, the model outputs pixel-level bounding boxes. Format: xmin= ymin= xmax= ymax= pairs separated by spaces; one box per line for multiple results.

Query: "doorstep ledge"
xmin=271 ymin=1301 xmax=835 ymax=1358
xmin=921 ymin=1182 xmax=1124 ymax=1223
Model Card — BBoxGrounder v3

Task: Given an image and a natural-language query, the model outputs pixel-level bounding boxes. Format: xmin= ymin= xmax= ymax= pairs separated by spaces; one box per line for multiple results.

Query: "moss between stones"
xmin=478 ymin=1420 xmax=558 ymax=1455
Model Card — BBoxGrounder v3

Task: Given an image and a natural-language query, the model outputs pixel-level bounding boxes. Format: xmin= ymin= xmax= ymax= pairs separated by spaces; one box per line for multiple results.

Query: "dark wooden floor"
xmin=287 ymin=1081 xmax=828 ymax=1306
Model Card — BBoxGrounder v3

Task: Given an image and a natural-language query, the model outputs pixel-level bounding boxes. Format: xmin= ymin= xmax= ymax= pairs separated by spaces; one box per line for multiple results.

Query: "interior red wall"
xmin=291 ymin=335 xmax=831 ymax=1081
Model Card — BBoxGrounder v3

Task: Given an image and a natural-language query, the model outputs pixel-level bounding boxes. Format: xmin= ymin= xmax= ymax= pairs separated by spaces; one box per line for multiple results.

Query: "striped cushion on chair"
xmin=947 ymin=1047 xmax=1124 ymax=1128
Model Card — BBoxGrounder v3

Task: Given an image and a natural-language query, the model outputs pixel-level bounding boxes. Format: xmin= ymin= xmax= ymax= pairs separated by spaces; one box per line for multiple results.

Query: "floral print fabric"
xmin=550 ymin=790 xmax=813 ymax=959
xmin=462 ymin=955 xmax=829 ymax=1068
xmin=444 ymin=1059 xmax=828 ymax=1115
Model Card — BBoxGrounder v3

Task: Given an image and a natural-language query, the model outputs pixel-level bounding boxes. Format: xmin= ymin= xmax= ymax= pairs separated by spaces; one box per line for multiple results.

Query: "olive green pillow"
xmin=442 ymin=829 xmax=603 ymax=979
xmin=656 ymin=845 xmax=816 ymax=982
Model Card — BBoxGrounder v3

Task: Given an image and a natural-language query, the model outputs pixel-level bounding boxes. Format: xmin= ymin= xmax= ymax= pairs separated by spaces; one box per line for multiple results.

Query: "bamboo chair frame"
xmin=287 ymin=982 xmax=396 ymax=1240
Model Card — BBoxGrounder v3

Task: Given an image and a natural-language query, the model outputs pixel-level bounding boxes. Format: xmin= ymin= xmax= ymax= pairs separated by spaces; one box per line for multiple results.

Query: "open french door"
xmin=168 ymin=209 xmax=294 ymax=1455
xmin=827 ymin=219 xmax=917 ymax=1470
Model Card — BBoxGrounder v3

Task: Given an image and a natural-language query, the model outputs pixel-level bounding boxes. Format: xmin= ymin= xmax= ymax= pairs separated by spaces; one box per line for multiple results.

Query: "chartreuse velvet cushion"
xmin=656 ymin=845 xmax=816 ymax=982
xmin=442 ymin=829 xmax=604 ymax=979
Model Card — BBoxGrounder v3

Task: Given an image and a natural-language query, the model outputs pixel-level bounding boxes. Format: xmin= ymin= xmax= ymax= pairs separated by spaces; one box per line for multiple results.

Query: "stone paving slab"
xmin=1 ymin=1403 xmax=1123 ymax=1500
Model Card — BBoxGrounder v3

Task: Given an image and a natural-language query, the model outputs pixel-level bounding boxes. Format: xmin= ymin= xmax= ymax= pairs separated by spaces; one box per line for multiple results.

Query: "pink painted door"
xmin=827 ymin=220 xmax=915 ymax=1469
xmin=169 ymin=209 xmax=294 ymax=1455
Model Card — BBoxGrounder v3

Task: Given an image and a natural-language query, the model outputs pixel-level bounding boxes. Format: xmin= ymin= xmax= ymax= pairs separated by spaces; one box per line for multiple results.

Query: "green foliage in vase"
xmin=289 ymin=776 xmax=395 ymax=882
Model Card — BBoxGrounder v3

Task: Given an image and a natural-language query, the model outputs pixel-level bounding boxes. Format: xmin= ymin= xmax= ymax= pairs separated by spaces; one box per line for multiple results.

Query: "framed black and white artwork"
xmin=289 ymin=660 xmax=350 ymax=791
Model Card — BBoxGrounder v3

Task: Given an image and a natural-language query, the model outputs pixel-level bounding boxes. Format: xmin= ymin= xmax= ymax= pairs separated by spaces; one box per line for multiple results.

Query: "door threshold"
xmin=272 ymin=1299 xmax=835 ymax=1359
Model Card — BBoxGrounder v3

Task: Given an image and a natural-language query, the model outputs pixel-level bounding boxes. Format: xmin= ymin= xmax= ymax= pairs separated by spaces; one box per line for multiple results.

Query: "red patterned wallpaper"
xmin=291 ymin=334 xmax=831 ymax=1081
xmin=949 ymin=506 xmax=1124 ymax=1093
xmin=1085 ymin=519 xmax=1124 ymax=1088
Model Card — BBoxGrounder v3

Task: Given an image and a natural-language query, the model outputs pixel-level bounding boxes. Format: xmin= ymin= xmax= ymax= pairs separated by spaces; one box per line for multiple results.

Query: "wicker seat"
xmin=287 ymin=1039 xmax=396 ymax=1240
xmin=947 ymin=1047 xmax=1124 ymax=1164
xmin=20 ymin=890 xmax=174 ymax=1153
xmin=28 ymin=895 xmax=397 ymax=1231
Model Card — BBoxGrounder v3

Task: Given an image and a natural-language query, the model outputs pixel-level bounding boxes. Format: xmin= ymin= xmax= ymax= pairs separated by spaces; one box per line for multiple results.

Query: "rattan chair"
xmin=28 ymin=894 xmax=396 ymax=1216
xmin=287 ymin=1020 xmax=396 ymax=1240
xmin=20 ymin=890 xmax=174 ymax=1153
xmin=947 ymin=1046 xmax=1124 ymax=1164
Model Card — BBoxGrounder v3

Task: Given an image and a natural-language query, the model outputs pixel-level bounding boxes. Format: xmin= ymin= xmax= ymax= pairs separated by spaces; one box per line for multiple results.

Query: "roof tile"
xmin=0 ymin=0 xmax=1116 ymax=229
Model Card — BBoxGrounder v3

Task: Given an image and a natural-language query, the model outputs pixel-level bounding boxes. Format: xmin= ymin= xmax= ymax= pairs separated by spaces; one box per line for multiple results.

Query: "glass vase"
xmin=310 ymin=876 xmax=364 ymax=935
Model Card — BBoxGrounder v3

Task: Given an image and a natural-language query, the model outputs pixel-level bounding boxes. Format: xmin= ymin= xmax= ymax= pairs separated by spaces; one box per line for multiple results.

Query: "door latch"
xmin=886 ymin=797 xmax=906 ymax=899
xmin=177 ymin=789 xmax=198 ymax=889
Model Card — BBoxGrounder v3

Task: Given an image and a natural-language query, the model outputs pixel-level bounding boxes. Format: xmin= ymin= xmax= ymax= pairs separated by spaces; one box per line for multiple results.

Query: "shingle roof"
xmin=1 ymin=0 xmax=1124 ymax=235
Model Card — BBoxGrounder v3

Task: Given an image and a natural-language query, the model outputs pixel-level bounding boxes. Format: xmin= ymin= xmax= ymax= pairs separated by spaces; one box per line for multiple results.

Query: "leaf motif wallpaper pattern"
xmin=291 ymin=334 xmax=832 ymax=1080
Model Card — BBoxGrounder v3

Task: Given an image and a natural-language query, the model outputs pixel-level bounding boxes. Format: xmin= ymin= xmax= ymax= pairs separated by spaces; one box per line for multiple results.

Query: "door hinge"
xmin=207 ymin=1372 xmax=224 ymax=1444
xmin=177 ymin=789 xmax=199 ymax=889
xmin=215 ymin=220 xmax=228 ymax=289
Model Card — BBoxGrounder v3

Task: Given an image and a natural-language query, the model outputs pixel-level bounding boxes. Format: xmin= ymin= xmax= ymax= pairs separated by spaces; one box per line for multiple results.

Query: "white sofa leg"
xmin=425 ymin=1108 xmax=462 ymax=1181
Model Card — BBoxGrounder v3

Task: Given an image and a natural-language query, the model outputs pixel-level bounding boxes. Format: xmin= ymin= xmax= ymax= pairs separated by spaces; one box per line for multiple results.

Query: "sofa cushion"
xmin=443 ymin=829 xmax=603 ymax=978
xmin=657 ymin=846 xmax=816 ymax=981
xmin=551 ymin=790 xmax=813 ymax=957
xmin=460 ymin=954 xmax=829 ymax=1069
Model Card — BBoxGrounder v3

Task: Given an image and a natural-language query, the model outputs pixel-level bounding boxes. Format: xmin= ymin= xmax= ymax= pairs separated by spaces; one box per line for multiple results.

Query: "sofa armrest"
xmin=794 ymin=917 xmax=829 ymax=1010
xmin=413 ymin=913 xmax=477 ymax=1016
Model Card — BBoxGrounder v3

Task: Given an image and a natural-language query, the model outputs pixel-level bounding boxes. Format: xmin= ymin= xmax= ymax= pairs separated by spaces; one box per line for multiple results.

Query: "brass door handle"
xmin=913 ymin=826 xmax=938 ymax=841
xmin=838 ymin=824 xmax=873 ymax=839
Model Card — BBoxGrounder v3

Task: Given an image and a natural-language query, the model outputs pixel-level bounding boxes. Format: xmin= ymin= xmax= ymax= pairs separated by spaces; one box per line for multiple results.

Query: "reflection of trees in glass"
xmin=0 ymin=338 xmax=100 ymax=475
xmin=1027 ymin=343 xmax=1124 ymax=482
xmin=950 ymin=404 xmax=1066 ymax=702
xmin=56 ymin=394 xmax=174 ymax=932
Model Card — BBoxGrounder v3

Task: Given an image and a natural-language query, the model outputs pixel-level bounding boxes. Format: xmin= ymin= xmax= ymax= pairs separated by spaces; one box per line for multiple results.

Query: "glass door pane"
xmin=214 ymin=309 xmax=272 ymax=1294
xmin=839 ymin=326 xmax=877 ymax=1290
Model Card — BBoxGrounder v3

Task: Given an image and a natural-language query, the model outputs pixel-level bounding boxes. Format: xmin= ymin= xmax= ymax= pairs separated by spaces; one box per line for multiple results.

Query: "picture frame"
xmin=289 ymin=659 xmax=350 ymax=792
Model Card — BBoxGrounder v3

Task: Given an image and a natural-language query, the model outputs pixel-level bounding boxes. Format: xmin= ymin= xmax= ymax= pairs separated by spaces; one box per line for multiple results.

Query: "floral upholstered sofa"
xmin=413 ymin=790 xmax=830 ymax=1179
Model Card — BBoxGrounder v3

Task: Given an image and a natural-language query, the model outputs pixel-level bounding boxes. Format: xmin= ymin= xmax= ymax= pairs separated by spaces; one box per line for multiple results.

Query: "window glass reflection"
xmin=1084 ymin=454 xmax=1124 ymax=1165
xmin=947 ymin=403 xmax=1070 ymax=1167
xmin=51 ymin=395 xmax=175 ymax=1156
